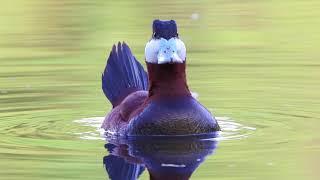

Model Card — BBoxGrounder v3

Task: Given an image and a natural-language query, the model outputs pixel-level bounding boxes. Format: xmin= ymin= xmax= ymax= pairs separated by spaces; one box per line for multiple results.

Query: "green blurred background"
xmin=0 ymin=0 xmax=319 ymax=179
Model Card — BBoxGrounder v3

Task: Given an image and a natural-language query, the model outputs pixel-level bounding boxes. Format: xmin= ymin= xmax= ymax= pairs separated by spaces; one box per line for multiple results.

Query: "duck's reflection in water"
xmin=103 ymin=136 xmax=218 ymax=180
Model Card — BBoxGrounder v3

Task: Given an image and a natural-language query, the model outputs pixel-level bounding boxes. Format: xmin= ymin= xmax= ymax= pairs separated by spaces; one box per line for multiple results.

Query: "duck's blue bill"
xmin=157 ymin=38 xmax=182 ymax=64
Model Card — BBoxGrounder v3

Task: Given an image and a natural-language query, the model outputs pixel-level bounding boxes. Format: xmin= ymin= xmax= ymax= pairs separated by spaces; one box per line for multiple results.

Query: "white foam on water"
xmin=214 ymin=117 xmax=256 ymax=141
xmin=73 ymin=117 xmax=105 ymax=140
xmin=73 ymin=116 xmax=256 ymax=141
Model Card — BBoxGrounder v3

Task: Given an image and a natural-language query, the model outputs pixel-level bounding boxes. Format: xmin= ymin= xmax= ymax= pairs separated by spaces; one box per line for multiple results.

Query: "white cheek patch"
xmin=145 ymin=39 xmax=160 ymax=63
xmin=175 ymin=39 xmax=186 ymax=61
xmin=145 ymin=38 xmax=187 ymax=63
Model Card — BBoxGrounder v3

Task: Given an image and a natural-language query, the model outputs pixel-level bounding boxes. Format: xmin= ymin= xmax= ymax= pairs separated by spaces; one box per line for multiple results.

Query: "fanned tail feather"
xmin=103 ymin=155 xmax=145 ymax=180
xmin=103 ymin=144 xmax=145 ymax=180
xmin=102 ymin=42 xmax=148 ymax=107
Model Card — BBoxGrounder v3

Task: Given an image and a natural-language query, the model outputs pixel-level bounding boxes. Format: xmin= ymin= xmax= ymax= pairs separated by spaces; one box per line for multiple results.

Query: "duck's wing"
xmin=102 ymin=42 xmax=148 ymax=107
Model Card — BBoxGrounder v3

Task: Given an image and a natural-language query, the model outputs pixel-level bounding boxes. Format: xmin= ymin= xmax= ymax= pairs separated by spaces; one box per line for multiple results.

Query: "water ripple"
xmin=74 ymin=116 xmax=256 ymax=141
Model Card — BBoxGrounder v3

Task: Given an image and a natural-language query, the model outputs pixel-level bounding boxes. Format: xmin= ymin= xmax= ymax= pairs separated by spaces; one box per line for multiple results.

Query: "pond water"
xmin=1 ymin=0 xmax=320 ymax=180
xmin=74 ymin=116 xmax=255 ymax=141
xmin=103 ymin=136 xmax=219 ymax=180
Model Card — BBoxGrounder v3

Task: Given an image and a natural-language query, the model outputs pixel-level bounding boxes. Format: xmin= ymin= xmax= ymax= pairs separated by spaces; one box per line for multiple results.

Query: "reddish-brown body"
xmin=102 ymin=62 xmax=220 ymax=136
xmin=102 ymin=90 xmax=148 ymax=135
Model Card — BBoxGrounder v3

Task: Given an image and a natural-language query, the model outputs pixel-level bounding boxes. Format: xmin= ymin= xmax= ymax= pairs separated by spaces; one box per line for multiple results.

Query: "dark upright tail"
xmin=102 ymin=42 xmax=148 ymax=107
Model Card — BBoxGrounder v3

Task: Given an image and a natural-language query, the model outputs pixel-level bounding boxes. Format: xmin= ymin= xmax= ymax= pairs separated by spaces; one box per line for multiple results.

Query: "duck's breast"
xmin=126 ymin=96 xmax=220 ymax=136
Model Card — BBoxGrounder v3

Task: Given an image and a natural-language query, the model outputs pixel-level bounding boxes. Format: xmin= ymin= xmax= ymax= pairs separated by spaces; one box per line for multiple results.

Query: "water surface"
xmin=103 ymin=137 xmax=218 ymax=180
xmin=1 ymin=0 xmax=320 ymax=179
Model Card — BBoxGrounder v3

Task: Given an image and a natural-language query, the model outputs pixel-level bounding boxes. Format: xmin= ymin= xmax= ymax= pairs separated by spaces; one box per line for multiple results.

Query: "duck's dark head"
xmin=145 ymin=20 xmax=186 ymax=64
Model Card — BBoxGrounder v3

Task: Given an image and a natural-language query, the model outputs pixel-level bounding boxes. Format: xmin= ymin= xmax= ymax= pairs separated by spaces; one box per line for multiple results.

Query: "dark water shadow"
xmin=103 ymin=136 xmax=218 ymax=180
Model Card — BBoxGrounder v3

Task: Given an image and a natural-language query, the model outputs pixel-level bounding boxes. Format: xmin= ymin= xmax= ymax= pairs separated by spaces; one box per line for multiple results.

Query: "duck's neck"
xmin=146 ymin=62 xmax=191 ymax=98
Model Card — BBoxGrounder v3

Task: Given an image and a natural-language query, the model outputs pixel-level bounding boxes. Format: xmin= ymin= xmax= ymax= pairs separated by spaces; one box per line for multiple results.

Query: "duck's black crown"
xmin=152 ymin=20 xmax=178 ymax=40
